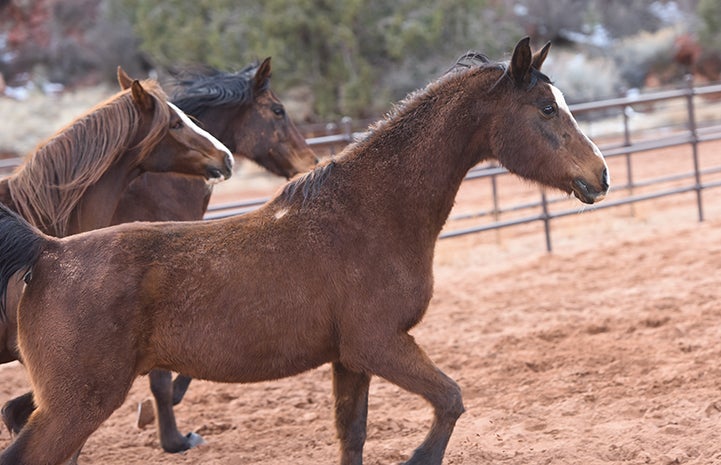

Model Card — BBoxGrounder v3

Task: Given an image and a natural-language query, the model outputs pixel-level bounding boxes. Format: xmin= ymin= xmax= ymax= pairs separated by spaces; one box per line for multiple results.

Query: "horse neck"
xmin=65 ymin=152 xmax=141 ymax=235
xmin=340 ymin=98 xmax=491 ymax=244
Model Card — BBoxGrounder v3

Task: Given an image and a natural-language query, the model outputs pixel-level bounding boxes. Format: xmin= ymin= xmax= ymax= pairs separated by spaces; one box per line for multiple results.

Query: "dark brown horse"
xmin=0 ymin=38 xmax=608 ymax=465
xmin=1 ymin=59 xmax=317 ymax=455
xmin=0 ymin=69 xmax=232 ymax=461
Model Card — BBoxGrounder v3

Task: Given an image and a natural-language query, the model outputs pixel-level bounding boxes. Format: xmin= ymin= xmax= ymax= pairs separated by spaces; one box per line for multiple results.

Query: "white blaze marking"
xmin=551 ymin=85 xmax=610 ymax=186
xmin=167 ymin=101 xmax=234 ymax=168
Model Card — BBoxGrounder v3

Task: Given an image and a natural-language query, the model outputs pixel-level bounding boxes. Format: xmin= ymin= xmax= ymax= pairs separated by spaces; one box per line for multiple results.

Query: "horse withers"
xmin=0 ymin=38 xmax=608 ymax=465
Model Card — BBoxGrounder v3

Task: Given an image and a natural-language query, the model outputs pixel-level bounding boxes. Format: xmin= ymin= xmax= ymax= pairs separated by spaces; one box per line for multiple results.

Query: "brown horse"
xmin=0 ymin=69 xmax=232 ymax=459
xmin=1 ymin=57 xmax=318 ymax=456
xmin=0 ymin=38 xmax=608 ymax=465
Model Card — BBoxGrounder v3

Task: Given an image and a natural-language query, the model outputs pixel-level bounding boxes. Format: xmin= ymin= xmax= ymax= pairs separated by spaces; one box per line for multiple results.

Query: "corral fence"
xmin=208 ymin=76 xmax=721 ymax=252
xmin=2 ymin=77 xmax=721 ymax=252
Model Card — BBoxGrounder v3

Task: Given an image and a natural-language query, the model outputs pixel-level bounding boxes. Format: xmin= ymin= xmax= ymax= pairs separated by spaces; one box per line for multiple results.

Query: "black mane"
xmin=170 ymin=61 xmax=270 ymax=116
xmin=448 ymin=50 xmax=552 ymax=91
xmin=281 ymin=160 xmax=335 ymax=205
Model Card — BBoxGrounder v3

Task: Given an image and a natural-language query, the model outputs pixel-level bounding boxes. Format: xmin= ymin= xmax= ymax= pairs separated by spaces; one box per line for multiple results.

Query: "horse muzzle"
xmin=206 ymin=159 xmax=233 ymax=184
xmin=572 ymin=169 xmax=609 ymax=205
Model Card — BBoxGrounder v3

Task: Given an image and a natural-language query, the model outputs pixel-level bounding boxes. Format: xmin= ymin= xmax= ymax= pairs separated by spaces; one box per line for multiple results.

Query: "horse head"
xmin=238 ymin=57 xmax=318 ymax=178
xmin=117 ymin=67 xmax=233 ymax=184
xmin=170 ymin=58 xmax=318 ymax=179
xmin=486 ymin=38 xmax=609 ymax=204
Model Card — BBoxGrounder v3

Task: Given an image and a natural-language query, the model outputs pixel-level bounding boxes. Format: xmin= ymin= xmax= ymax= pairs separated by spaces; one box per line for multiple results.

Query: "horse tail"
xmin=0 ymin=203 xmax=45 ymax=320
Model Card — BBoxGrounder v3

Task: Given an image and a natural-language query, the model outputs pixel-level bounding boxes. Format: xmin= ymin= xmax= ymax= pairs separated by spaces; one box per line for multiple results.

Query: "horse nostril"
xmin=208 ymin=167 xmax=222 ymax=179
xmin=601 ymin=168 xmax=609 ymax=191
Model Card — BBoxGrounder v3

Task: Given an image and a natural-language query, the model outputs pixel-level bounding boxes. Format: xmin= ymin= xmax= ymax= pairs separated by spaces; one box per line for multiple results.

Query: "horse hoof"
xmin=185 ymin=432 xmax=205 ymax=448
xmin=136 ymin=398 xmax=155 ymax=429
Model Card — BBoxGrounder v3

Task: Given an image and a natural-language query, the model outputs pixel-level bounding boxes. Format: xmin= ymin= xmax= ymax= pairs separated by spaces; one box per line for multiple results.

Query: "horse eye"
xmin=171 ymin=119 xmax=183 ymax=130
xmin=541 ymin=103 xmax=557 ymax=117
xmin=271 ymin=105 xmax=285 ymax=117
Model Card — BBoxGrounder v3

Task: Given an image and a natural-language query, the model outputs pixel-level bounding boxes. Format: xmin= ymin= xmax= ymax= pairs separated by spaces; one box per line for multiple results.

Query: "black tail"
xmin=0 ymin=203 xmax=44 ymax=320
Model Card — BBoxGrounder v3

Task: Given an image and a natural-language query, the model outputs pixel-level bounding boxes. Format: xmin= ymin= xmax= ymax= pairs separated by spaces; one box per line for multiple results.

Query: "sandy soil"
xmin=1 ymin=134 xmax=721 ymax=465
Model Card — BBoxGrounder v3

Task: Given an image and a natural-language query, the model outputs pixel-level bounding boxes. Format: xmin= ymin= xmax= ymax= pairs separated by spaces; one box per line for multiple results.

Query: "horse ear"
xmin=117 ymin=66 xmax=133 ymax=90
xmin=253 ymin=57 xmax=272 ymax=94
xmin=130 ymin=80 xmax=155 ymax=113
xmin=509 ymin=37 xmax=532 ymax=87
xmin=532 ymin=41 xmax=551 ymax=71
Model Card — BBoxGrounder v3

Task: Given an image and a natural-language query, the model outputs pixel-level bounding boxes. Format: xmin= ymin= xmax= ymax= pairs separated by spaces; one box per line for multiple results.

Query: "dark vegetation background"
xmin=0 ymin=0 xmax=720 ymax=121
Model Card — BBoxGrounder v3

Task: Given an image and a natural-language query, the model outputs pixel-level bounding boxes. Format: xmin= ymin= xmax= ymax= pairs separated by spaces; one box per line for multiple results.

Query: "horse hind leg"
xmin=1 ymin=391 xmax=35 ymax=435
xmin=332 ymin=362 xmax=370 ymax=465
xmin=345 ymin=332 xmax=464 ymax=465
xmin=172 ymin=374 xmax=192 ymax=405
xmin=149 ymin=369 xmax=204 ymax=453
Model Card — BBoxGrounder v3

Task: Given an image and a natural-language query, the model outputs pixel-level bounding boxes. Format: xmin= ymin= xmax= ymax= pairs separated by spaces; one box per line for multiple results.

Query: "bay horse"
xmin=0 ymin=69 xmax=232 ymax=460
xmin=0 ymin=57 xmax=319 ymax=456
xmin=0 ymin=38 xmax=608 ymax=465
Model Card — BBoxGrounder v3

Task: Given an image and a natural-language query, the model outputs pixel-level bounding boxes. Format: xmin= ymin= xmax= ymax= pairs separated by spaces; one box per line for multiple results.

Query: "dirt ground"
xmin=2 ymin=104 xmax=721 ymax=463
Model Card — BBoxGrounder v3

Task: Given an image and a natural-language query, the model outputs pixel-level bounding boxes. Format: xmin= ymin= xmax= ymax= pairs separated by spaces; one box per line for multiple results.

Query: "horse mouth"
xmin=205 ymin=155 xmax=234 ymax=184
xmin=572 ymin=178 xmax=607 ymax=204
xmin=206 ymin=166 xmax=231 ymax=184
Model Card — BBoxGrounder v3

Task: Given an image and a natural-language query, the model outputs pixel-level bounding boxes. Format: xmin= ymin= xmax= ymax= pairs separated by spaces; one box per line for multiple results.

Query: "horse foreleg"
xmin=65 ymin=441 xmax=83 ymax=465
xmin=332 ymin=361 xmax=370 ymax=465
xmin=1 ymin=391 xmax=35 ymax=435
xmin=0 ymin=408 xmax=100 ymax=465
xmin=149 ymin=369 xmax=203 ymax=453
xmin=351 ymin=333 xmax=464 ymax=465
xmin=171 ymin=374 xmax=192 ymax=405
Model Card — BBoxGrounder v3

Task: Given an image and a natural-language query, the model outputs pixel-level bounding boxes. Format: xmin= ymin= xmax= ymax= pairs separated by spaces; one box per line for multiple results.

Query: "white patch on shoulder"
xmin=167 ymin=101 xmax=234 ymax=167
xmin=274 ymin=208 xmax=289 ymax=220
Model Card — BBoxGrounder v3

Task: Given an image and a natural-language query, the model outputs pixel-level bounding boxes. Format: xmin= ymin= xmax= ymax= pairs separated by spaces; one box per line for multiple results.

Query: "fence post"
xmin=491 ymin=169 xmax=501 ymax=244
xmin=685 ymin=74 xmax=704 ymax=222
xmin=341 ymin=116 xmax=353 ymax=142
xmin=541 ymin=190 xmax=552 ymax=252
xmin=325 ymin=122 xmax=338 ymax=156
xmin=622 ymin=104 xmax=635 ymax=216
